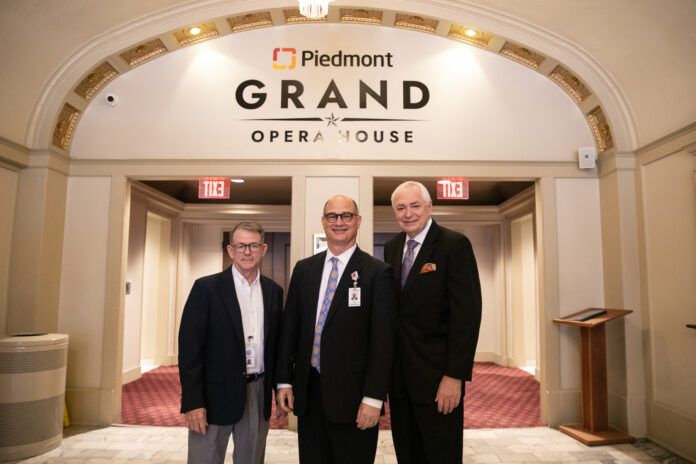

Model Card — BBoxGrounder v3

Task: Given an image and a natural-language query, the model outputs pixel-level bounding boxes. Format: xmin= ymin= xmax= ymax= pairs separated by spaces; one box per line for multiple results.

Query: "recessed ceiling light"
xmin=464 ymin=29 xmax=477 ymax=37
xmin=189 ymin=26 xmax=201 ymax=35
xmin=230 ymin=179 xmax=245 ymax=183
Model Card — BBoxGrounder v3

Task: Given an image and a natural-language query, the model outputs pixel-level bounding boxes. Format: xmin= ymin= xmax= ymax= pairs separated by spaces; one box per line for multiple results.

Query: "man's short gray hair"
xmin=390 ymin=181 xmax=432 ymax=206
xmin=231 ymin=221 xmax=265 ymax=244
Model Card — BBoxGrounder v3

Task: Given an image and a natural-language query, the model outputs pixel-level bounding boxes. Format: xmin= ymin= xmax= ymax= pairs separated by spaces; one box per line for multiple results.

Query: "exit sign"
xmin=198 ymin=177 xmax=230 ymax=199
xmin=437 ymin=177 xmax=469 ymax=200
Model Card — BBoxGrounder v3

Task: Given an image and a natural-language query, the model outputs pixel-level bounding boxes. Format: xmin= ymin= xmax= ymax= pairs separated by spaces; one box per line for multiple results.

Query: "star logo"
xmin=324 ymin=113 xmax=340 ymax=127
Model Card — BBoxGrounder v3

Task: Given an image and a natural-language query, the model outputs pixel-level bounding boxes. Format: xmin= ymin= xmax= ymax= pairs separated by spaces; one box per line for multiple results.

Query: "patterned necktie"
xmin=401 ymin=239 xmax=419 ymax=288
xmin=311 ymin=257 xmax=339 ymax=372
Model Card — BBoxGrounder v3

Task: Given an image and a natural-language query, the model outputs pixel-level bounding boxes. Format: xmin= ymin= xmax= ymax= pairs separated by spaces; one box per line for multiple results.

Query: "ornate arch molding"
xmin=28 ymin=0 xmax=637 ymax=156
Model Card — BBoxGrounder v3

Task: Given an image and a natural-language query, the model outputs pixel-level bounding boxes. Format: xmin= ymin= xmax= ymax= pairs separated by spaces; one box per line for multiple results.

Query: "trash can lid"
xmin=0 ymin=333 xmax=69 ymax=349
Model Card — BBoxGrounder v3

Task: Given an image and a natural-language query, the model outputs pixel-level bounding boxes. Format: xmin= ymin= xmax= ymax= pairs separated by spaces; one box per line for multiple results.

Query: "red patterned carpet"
xmin=120 ymin=362 xmax=541 ymax=429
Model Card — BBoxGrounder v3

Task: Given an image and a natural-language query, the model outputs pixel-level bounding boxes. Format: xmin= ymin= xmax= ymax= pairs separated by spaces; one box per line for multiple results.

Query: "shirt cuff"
xmin=361 ymin=396 xmax=383 ymax=409
xmin=277 ymin=383 xmax=292 ymax=390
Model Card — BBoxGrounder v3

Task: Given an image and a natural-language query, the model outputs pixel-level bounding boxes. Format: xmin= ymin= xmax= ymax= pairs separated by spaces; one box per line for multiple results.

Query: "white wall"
xmin=555 ymin=178 xmax=605 ymax=390
xmin=122 ymin=198 xmax=146 ymax=381
xmin=71 ymin=25 xmax=593 ymax=161
xmin=510 ymin=214 xmax=537 ymax=369
xmin=140 ymin=212 xmax=172 ymax=366
xmin=58 ymin=177 xmax=111 ymax=411
xmin=0 ymin=166 xmax=18 ymax=337
xmin=457 ymin=224 xmax=503 ymax=360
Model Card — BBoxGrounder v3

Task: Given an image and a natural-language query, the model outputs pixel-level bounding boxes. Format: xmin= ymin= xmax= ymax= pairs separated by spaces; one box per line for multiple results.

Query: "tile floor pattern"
xmin=7 ymin=425 xmax=688 ymax=464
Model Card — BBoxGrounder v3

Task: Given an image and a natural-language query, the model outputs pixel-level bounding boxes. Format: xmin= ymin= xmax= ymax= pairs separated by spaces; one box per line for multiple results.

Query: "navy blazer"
xmin=178 ymin=266 xmax=283 ymax=425
xmin=276 ymin=247 xmax=397 ymax=423
xmin=384 ymin=220 xmax=482 ymax=404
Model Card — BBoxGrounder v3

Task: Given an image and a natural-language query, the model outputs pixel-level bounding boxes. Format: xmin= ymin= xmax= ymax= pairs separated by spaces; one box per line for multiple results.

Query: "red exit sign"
xmin=437 ymin=177 xmax=469 ymax=200
xmin=198 ymin=177 xmax=230 ymax=199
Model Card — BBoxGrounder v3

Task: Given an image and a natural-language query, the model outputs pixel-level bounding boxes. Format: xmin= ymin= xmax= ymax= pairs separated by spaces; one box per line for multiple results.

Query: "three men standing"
xmin=385 ymin=181 xmax=482 ymax=464
xmin=179 ymin=183 xmax=481 ymax=464
xmin=178 ymin=222 xmax=283 ymax=464
xmin=276 ymin=195 xmax=397 ymax=464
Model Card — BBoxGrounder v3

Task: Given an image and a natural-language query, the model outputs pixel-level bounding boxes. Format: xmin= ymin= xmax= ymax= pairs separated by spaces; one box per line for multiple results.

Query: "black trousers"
xmin=297 ymin=368 xmax=379 ymax=464
xmin=389 ymin=392 xmax=464 ymax=464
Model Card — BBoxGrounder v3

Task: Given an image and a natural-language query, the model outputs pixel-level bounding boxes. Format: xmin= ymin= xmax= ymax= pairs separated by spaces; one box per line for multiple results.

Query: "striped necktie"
xmin=311 ymin=257 xmax=339 ymax=371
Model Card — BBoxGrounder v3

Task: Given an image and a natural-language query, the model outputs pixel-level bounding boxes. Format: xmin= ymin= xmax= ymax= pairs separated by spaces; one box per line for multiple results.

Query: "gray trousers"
xmin=187 ymin=378 xmax=269 ymax=464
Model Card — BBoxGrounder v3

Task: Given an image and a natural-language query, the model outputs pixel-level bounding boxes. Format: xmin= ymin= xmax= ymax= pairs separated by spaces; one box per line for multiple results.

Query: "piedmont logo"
xmin=272 ymin=48 xmax=296 ymax=70
xmin=273 ymin=47 xmax=395 ymax=69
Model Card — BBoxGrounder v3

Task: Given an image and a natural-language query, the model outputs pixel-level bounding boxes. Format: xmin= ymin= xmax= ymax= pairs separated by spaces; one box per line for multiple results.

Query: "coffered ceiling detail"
xmin=73 ymin=62 xmax=118 ymax=101
xmin=394 ymin=14 xmax=438 ymax=34
xmin=52 ymin=104 xmax=81 ymax=151
xmin=339 ymin=9 xmax=383 ymax=25
xmin=227 ymin=12 xmax=273 ymax=32
xmin=120 ymin=39 xmax=169 ymax=68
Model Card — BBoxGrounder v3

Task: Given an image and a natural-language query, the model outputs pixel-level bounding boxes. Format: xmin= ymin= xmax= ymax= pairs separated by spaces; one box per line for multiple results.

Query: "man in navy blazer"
xmin=276 ymin=195 xmax=397 ymax=464
xmin=179 ymin=221 xmax=283 ymax=464
xmin=384 ymin=181 xmax=482 ymax=464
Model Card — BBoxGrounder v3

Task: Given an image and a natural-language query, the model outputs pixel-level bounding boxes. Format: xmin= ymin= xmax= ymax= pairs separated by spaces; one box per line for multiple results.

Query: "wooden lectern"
xmin=553 ymin=308 xmax=635 ymax=446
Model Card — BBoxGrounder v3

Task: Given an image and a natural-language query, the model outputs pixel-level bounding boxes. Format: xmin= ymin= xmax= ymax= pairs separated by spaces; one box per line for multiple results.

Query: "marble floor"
xmin=7 ymin=425 xmax=688 ymax=464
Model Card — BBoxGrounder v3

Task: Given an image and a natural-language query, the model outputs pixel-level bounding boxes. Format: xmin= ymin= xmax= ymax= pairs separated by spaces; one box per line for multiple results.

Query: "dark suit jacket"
xmin=384 ymin=220 xmax=482 ymax=404
xmin=276 ymin=247 xmax=397 ymax=424
xmin=178 ymin=266 xmax=283 ymax=425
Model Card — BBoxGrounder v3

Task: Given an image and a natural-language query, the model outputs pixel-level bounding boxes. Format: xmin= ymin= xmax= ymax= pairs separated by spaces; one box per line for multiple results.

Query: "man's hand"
xmin=355 ymin=403 xmax=381 ymax=430
xmin=435 ymin=375 xmax=462 ymax=414
xmin=276 ymin=387 xmax=294 ymax=413
xmin=184 ymin=407 xmax=208 ymax=434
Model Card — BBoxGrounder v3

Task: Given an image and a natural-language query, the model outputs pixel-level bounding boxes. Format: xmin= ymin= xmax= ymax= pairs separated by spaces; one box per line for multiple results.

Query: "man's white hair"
xmin=390 ymin=181 xmax=432 ymax=206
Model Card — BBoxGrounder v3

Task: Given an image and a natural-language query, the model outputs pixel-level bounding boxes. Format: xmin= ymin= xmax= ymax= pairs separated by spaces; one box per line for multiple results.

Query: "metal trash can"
xmin=0 ymin=333 xmax=68 ymax=461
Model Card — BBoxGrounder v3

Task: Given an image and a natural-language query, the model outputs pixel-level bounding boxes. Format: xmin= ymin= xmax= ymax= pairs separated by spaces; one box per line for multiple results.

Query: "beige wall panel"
xmin=122 ymin=198 xmax=146 ymax=379
xmin=459 ymin=224 xmax=502 ymax=359
xmin=58 ymin=176 xmax=111 ymax=389
xmin=140 ymin=212 xmax=171 ymax=366
xmin=0 ymin=166 xmax=18 ymax=337
xmin=642 ymin=151 xmax=696 ymax=421
xmin=555 ymin=178 xmax=605 ymax=391
xmin=7 ymin=167 xmax=67 ymax=334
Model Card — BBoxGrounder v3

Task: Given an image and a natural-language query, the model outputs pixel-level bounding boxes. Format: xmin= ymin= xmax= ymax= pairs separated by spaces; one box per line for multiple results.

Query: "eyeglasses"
xmin=231 ymin=242 xmax=262 ymax=253
xmin=324 ymin=212 xmax=356 ymax=223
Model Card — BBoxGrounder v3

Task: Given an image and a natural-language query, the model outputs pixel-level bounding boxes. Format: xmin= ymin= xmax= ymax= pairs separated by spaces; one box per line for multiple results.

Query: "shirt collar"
xmin=231 ymin=264 xmax=260 ymax=287
xmin=410 ymin=218 xmax=433 ymax=245
xmin=325 ymin=243 xmax=357 ymax=266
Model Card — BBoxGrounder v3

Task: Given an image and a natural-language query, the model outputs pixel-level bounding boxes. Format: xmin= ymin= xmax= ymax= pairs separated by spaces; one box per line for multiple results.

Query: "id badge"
xmin=348 ymin=287 xmax=361 ymax=307
xmin=245 ymin=345 xmax=256 ymax=369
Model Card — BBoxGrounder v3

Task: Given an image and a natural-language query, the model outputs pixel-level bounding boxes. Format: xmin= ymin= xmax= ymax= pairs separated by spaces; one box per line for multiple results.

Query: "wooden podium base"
xmin=559 ymin=424 xmax=635 ymax=446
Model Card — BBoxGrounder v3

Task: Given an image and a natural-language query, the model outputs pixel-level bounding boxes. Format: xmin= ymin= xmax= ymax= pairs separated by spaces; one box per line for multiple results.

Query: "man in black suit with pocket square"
xmin=276 ymin=195 xmax=397 ymax=464
xmin=384 ymin=181 xmax=482 ymax=464
xmin=178 ymin=221 xmax=283 ymax=464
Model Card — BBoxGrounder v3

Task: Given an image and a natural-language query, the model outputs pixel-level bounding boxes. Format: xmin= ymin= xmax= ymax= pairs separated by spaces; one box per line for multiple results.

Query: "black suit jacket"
xmin=384 ymin=220 xmax=482 ymax=404
xmin=178 ymin=266 xmax=283 ymax=425
xmin=276 ymin=247 xmax=397 ymax=424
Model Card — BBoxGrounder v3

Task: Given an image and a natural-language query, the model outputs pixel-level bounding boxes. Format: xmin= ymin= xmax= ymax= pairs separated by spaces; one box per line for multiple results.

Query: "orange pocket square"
xmin=420 ymin=263 xmax=437 ymax=273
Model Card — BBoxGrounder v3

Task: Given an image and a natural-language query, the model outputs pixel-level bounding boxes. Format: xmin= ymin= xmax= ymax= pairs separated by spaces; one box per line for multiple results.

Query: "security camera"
xmin=105 ymin=93 xmax=118 ymax=106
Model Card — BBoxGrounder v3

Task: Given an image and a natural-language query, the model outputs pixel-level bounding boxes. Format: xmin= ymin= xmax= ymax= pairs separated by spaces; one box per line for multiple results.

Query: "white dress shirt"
xmin=232 ymin=265 xmax=264 ymax=374
xmin=402 ymin=218 xmax=433 ymax=263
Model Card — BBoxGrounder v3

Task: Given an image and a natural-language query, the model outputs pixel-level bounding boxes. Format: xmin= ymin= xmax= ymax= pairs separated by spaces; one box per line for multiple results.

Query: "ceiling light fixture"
xmin=298 ymin=0 xmax=333 ymax=19
xmin=230 ymin=179 xmax=245 ymax=183
xmin=188 ymin=26 xmax=201 ymax=35
xmin=464 ymin=29 xmax=477 ymax=37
